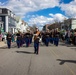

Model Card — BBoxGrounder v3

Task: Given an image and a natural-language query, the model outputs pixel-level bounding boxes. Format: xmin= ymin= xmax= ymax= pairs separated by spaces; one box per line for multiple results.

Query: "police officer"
xmin=6 ymin=32 xmax=12 ymax=49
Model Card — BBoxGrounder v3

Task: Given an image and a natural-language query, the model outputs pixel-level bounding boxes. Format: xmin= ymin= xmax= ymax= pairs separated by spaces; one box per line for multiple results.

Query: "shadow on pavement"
xmin=16 ymin=51 xmax=34 ymax=54
xmin=57 ymin=59 xmax=76 ymax=65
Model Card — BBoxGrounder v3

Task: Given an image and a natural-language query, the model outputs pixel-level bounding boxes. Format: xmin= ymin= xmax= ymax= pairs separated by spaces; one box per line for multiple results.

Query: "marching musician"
xmin=24 ymin=29 xmax=30 ymax=47
xmin=49 ymin=29 xmax=54 ymax=44
xmin=45 ymin=29 xmax=50 ymax=46
xmin=16 ymin=31 xmax=21 ymax=48
xmin=6 ymin=32 xmax=12 ymax=49
xmin=29 ymin=32 xmax=33 ymax=44
xmin=42 ymin=31 xmax=46 ymax=44
xmin=54 ymin=28 xmax=60 ymax=46
xmin=34 ymin=27 xmax=41 ymax=54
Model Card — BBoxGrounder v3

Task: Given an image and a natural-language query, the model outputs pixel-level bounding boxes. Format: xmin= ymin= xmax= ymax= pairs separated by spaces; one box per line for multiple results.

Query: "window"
xmin=8 ymin=10 xmax=11 ymax=15
xmin=0 ymin=17 xmax=2 ymax=21
xmin=0 ymin=9 xmax=2 ymax=14
xmin=8 ymin=17 xmax=16 ymax=26
xmin=0 ymin=23 xmax=3 ymax=29
xmin=11 ymin=13 xmax=14 ymax=17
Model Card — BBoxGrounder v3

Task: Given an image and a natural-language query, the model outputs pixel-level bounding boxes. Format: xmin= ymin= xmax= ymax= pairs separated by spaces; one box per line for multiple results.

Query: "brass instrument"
xmin=34 ymin=31 xmax=40 ymax=40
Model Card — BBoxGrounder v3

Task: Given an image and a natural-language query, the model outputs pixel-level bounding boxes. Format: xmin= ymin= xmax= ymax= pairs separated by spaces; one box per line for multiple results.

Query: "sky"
xmin=0 ymin=0 xmax=76 ymax=29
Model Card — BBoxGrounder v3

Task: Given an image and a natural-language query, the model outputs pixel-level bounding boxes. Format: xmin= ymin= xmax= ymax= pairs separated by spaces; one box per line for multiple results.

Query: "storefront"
xmin=0 ymin=8 xmax=16 ymax=33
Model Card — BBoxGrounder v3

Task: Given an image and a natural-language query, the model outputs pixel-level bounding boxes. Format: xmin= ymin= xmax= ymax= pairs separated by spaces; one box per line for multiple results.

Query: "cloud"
xmin=49 ymin=13 xmax=68 ymax=22
xmin=0 ymin=0 xmax=60 ymax=17
xmin=60 ymin=0 xmax=76 ymax=18
xmin=28 ymin=13 xmax=67 ymax=27
xmin=28 ymin=15 xmax=54 ymax=27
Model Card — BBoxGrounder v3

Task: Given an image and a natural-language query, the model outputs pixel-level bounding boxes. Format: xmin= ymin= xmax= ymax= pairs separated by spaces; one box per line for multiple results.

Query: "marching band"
xmin=6 ymin=27 xmax=60 ymax=54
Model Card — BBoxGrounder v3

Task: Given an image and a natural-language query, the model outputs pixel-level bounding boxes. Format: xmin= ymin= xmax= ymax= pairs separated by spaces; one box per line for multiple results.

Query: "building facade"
xmin=61 ymin=18 xmax=76 ymax=30
xmin=42 ymin=24 xmax=50 ymax=31
xmin=16 ymin=17 xmax=30 ymax=33
xmin=43 ymin=23 xmax=61 ymax=31
xmin=0 ymin=8 xmax=16 ymax=33
xmin=43 ymin=18 xmax=76 ymax=31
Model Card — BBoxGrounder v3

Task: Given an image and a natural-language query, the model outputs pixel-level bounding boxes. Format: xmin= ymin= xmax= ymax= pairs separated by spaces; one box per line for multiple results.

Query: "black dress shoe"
xmin=34 ymin=52 xmax=36 ymax=54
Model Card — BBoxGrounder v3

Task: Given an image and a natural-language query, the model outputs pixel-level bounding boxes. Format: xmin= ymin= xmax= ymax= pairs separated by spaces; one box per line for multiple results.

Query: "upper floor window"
xmin=0 ymin=17 xmax=2 ymax=21
xmin=11 ymin=13 xmax=14 ymax=17
xmin=0 ymin=9 xmax=2 ymax=14
xmin=8 ymin=10 xmax=11 ymax=16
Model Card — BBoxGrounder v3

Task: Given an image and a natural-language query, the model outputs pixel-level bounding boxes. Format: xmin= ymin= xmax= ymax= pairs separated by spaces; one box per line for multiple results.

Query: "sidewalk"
xmin=0 ymin=41 xmax=16 ymax=48
xmin=0 ymin=41 xmax=7 ymax=47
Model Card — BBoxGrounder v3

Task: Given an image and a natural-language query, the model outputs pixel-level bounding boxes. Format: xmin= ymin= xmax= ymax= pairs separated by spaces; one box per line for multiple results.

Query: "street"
xmin=0 ymin=43 xmax=76 ymax=75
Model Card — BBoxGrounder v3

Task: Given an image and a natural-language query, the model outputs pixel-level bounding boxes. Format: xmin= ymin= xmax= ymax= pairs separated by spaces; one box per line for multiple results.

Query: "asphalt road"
xmin=0 ymin=43 xmax=76 ymax=75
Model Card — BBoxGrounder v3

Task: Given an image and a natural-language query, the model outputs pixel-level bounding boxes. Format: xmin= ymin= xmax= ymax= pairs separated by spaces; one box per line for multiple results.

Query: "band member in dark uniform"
xmin=16 ymin=31 xmax=21 ymax=48
xmin=45 ymin=29 xmax=50 ymax=46
xmin=50 ymin=30 xmax=54 ymax=44
xmin=29 ymin=32 xmax=33 ymax=44
xmin=54 ymin=28 xmax=60 ymax=46
xmin=42 ymin=31 xmax=46 ymax=44
xmin=34 ymin=28 xmax=41 ymax=54
xmin=6 ymin=32 xmax=12 ymax=49
xmin=20 ymin=33 xmax=25 ymax=47
xmin=24 ymin=29 xmax=30 ymax=47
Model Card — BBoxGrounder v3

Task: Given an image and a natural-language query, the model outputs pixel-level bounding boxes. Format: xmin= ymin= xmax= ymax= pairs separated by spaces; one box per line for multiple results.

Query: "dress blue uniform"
xmin=24 ymin=32 xmax=30 ymax=47
xmin=16 ymin=33 xmax=21 ymax=48
xmin=45 ymin=31 xmax=50 ymax=46
xmin=42 ymin=32 xmax=46 ymax=44
xmin=50 ymin=32 xmax=53 ymax=44
xmin=6 ymin=33 xmax=12 ymax=49
xmin=34 ymin=30 xmax=41 ymax=54
xmin=54 ymin=31 xmax=60 ymax=46
xmin=29 ymin=33 xmax=33 ymax=44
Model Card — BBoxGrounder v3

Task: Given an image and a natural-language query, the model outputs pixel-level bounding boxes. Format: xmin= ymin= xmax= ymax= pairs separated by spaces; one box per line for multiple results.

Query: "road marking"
xmin=50 ymin=48 xmax=76 ymax=75
xmin=65 ymin=64 xmax=76 ymax=75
